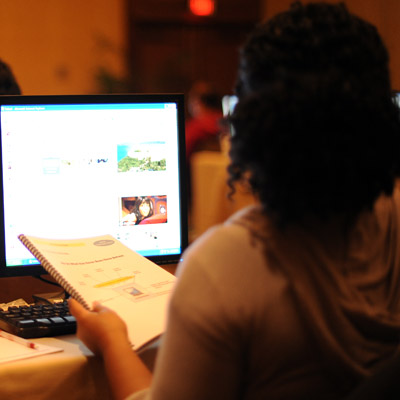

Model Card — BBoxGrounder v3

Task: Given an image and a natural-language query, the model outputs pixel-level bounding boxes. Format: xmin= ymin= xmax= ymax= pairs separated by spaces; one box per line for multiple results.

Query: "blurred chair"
xmin=190 ymin=150 xmax=255 ymax=241
xmin=191 ymin=135 xmax=221 ymax=153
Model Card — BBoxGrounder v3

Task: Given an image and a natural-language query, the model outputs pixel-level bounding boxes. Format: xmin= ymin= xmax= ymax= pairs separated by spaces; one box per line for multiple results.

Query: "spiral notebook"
xmin=18 ymin=234 xmax=176 ymax=350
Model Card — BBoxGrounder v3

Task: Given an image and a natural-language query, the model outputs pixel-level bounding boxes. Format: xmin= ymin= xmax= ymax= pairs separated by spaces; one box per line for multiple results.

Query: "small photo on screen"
xmin=117 ymin=142 xmax=166 ymax=173
xmin=120 ymin=195 xmax=167 ymax=226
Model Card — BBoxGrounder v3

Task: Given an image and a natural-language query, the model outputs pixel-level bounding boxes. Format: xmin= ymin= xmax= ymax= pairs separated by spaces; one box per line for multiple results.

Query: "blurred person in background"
xmin=0 ymin=59 xmax=21 ymax=95
xmin=185 ymin=80 xmax=223 ymax=160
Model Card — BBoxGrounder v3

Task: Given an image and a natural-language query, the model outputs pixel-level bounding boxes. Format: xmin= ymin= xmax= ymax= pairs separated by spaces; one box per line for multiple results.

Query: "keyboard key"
xmin=49 ymin=317 xmax=65 ymax=324
xmin=16 ymin=320 xmax=36 ymax=328
xmin=36 ymin=318 xmax=52 ymax=326
xmin=63 ymin=316 xmax=76 ymax=324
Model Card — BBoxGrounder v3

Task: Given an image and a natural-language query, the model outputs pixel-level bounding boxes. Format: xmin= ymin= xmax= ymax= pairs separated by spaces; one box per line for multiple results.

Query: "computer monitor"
xmin=0 ymin=93 xmax=188 ymax=278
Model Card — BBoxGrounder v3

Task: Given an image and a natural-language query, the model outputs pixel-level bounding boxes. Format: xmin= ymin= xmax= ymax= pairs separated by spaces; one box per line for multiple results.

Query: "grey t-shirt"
xmin=128 ymin=189 xmax=400 ymax=400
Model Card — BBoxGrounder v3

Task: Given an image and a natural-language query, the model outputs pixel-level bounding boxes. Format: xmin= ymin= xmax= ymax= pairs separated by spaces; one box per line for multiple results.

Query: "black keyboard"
xmin=0 ymin=301 xmax=76 ymax=338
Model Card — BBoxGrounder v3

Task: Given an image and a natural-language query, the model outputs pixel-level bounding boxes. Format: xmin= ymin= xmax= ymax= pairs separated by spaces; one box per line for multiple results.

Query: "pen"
xmin=0 ymin=329 xmax=38 ymax=349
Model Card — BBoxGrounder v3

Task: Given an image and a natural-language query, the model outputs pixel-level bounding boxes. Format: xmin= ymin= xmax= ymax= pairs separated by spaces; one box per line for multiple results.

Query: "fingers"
xmin=68 ymin=298 xmax=109 ymax=317
xmin=92 ymin=301 xmax=111 ymax=313
xmin=68 ymin=298 xmax=87 ymax=318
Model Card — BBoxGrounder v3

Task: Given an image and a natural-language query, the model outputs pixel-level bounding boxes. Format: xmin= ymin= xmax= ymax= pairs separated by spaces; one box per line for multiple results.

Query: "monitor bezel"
xmin=0 ymin=93 xmax=188 ymax=277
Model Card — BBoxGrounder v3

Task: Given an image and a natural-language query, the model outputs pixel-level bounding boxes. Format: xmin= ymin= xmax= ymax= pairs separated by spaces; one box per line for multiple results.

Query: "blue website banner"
xmin=1 ymin=103 xmax=176 ymax=112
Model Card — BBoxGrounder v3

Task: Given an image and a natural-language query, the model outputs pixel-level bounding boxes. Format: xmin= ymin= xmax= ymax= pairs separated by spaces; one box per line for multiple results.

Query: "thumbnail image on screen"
xmin=120 ymin=195 xmax=167 ymax=226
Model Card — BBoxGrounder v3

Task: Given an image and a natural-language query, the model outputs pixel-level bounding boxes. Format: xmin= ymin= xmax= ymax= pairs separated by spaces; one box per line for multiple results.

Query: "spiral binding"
xmin=18 ymin=234 xmax=90 ymax=309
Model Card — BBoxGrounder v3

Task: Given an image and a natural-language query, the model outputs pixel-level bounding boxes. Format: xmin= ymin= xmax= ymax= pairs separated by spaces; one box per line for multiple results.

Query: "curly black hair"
xmin=228 ymin=2 xmax=400 ymax=228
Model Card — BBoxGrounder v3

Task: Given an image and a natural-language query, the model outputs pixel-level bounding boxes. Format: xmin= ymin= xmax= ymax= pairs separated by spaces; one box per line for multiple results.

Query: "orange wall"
xmin=0 ymin=1 xmax=399 ymax=94
xmin=0 ymin=0 xmax=127 ymax=95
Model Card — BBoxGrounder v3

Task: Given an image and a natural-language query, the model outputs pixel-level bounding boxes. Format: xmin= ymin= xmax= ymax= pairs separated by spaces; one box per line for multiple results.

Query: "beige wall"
xmin=0 ymin=0 xmax=127 ymax=95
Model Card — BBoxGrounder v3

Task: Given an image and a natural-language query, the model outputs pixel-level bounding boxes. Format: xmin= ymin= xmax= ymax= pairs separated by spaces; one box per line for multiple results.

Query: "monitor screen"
xmin=0 ymin=94 xmax=188 ymax=277
xmin=222 ymin=95 xmax=238 ymax=117
xmin=393 ymin=91 xmax=400 ymax=107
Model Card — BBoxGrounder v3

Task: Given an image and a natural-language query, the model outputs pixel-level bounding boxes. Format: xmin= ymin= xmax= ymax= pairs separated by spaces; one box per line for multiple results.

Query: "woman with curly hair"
xmin=69 ymin=2 xmax=400 ymax=399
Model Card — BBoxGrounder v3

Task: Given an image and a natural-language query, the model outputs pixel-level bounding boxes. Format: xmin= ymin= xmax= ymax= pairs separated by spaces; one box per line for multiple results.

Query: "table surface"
xmin=0 ymin=333 xmax=159 ymax=400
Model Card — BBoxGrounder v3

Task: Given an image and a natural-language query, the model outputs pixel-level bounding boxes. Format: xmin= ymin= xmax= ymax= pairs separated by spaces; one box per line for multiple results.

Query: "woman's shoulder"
xmin=393 ymin=185 xmax=400 ymax=208
xmin=362 ymin=186 xmax=400 ymax=233
xmin=174 ymin=205 xmax=289 ymax=320
xmin=183 ymin=206 xmax=265 ymax=261
xmin=177 ymin=205 xmax=276 ymax=285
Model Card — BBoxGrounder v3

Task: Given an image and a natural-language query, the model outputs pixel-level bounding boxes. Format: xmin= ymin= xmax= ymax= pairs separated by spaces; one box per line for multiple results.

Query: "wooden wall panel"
xmin=126 ymin=0 xmax=262 ymax=97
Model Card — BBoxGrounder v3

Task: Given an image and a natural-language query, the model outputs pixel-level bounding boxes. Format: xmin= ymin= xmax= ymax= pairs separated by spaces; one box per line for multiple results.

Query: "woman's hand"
xmin=68 ymin=298 xmax=152 ymax=400
xmin=68 ymin=298 xmax=130 ymax=356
